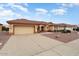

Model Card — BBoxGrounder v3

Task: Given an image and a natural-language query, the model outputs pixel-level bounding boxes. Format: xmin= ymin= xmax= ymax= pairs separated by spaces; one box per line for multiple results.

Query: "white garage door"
xmin=14 ymin=26 xmax=34 ymax=34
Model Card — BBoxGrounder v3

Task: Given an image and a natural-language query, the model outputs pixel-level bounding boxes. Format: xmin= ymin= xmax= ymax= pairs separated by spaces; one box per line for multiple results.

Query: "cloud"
xmin=0 ymin=10 xmax=14 ymax=18
xmin=0 ymin=6 xmax=4 ymax=10
xmin=61 ymin=3 xmax=73 ymax=8
xmin=7 ymin=3 xmax=28 ymax=13
xmin=61 ymin=3 xmax=79 ymax=8
xmin=0 ymin=9 xmax=16 ymax=24
xmin=0 ymin=9 xmax=25 ymax=20
xmin=35 ymin=8 xmax=48 ymax=15
xmin=12 ymin=4 xmax=28 ymax=12
xmin=53 ymin=3 xmax=79 ymax=16
xmin=1 ymin=11 xmax=27 ymax=19
xmin=51 ymin=8 xmax=66 ymax=15
xmin=0 ymin=3 xmax=30 ymax=24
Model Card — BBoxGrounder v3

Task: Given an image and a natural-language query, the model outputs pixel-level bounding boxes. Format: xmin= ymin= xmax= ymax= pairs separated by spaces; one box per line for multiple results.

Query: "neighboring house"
xmin=49 ymin=23 xmax=77 ymax=31
xmin=0 ymin=23 xmax=2 ymax=32
xmin=7 ymin=19 xmax=49 ymax=34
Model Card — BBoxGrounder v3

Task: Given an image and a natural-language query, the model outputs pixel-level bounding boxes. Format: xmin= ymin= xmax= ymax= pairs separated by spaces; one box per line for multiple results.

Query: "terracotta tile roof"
xmin=7 ymin=19 xmax=48 ymax=25
xmin=54 ymin=23 xmax=77 ymax=27
xmin=7 ymin=19 xmax=78 ymax=27
xmin=47 ymin=22 xmax=55 ymax=26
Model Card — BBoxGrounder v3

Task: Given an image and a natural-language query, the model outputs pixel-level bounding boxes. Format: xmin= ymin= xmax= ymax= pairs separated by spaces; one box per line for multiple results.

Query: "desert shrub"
xmin=47 ymin=30 xmax=53 ymax=32
xmin=61 ymin=30 xmax=71 ymax=33
xmin=76 ymin=27 xmax=79 ymax=31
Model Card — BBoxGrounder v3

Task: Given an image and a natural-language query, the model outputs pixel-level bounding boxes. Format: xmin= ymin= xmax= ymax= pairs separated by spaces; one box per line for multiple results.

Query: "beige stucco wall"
xmin=9 ymin=24 xmax=35 ymax=34
xmin=48 ymin=26 xmax=54 ymax=31
xmin=39 ymin=25 xmax=43 ymax=31
xmin=54 ymin=26 xmax=58 ymax=30
xmin=14 ymin=26 xmax=34 ymax=34
xmin=66 ymin=27 xmax=73 ymax=31
xmin=34 ymin=25 xmax=38 ymax=33
xmin=0 ymin=25 xmax=2 ymax=31
xmin=54 ymin=26 xmax=74 ymax=31
xmin=54 ymin=26 xmax=65 ymax=30
xmin=57 ymin=26 xmax=74 ymax=31
xmin=9 ymin=24 xmax=14 ymax=34
xmin=35 ymin=25 xmax=48 ymax=32
xmin=51 ymin=25 xmax=54 ymax=30
xmin=44 ymin=25 xmax=49 ymax=31
xmin=35 ymin=25 xmax=47 ymax=32
xmin=8 ymin=23 xmax=75 ymax=35
xmin=58 ymin=26 xmax=64 ymax=30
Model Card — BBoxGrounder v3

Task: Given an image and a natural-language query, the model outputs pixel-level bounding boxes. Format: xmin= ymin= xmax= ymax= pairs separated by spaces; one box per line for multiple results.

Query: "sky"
xmin=0 ymin=3 xmax=79 ymax=25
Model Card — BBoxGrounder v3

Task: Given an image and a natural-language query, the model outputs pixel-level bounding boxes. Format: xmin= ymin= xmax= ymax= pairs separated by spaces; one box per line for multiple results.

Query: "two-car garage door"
xmin=14 ymin=26 xmax=34 ymax=34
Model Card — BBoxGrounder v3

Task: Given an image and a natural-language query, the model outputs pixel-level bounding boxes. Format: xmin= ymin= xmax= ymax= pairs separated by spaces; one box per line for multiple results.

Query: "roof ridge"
xmin=7 ymin=19 xmax=48 ymax=25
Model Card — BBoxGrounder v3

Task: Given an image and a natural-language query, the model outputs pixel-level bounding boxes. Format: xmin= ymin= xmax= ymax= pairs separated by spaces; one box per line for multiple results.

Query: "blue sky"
xmin=0 ymin=3 xmax=79 ymax=25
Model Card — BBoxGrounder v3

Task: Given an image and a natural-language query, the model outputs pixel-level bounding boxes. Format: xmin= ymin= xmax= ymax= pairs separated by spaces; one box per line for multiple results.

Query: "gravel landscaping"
xmin=42 ymin=32 xmax=79 ymax=43
xmin=0 ymin=32 xmax=11 ymax=49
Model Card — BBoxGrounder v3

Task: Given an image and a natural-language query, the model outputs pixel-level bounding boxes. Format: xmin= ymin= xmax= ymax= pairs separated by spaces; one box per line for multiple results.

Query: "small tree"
xmin=2 ymin=26 xmax=9 ymax=31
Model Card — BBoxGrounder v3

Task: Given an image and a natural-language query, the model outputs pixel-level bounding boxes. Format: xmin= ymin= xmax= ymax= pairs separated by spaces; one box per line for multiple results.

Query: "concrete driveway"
xmin=0 ymin=33 xmax=79 ymax=56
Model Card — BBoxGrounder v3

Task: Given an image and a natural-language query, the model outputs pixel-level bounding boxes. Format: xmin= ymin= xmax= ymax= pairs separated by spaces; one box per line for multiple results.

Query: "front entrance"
xmin=37 ymin=26 xmax=40 ymax=32
xmin=41 ymin=26 xmax=44 ymax=31
xmin=37 ymin=25 xmax=44 ymax=33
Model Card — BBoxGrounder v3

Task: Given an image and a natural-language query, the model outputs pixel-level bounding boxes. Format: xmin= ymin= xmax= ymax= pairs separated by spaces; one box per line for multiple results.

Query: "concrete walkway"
xmin=0 ymin=34 xmax=79 ymax=56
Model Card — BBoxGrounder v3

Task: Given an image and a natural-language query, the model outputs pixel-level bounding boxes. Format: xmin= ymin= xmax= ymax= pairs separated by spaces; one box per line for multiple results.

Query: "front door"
xmin=41 ymin=26 xmax=44 ymax=31
xmin=37 ymin=26 xmax=40 ymax=32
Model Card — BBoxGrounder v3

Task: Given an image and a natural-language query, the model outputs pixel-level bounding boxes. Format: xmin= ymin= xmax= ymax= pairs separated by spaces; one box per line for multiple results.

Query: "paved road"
xmin=0 ymin=32 xmax=11 ymax=49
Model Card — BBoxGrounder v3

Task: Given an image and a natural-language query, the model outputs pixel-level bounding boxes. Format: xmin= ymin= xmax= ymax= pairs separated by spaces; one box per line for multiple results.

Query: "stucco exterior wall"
xmin=35 ymin=25 xmax=46 ymax=32
xmin=44 ymin=25 xmax=48 ymax=31
xmin=54 ymin=26 xmax=58 ymax=30
xmin=34 ymin=25 xmax=38 ymax=33
xmin=66 ymin=27 xmax=73 ymax=31
xmin=39 ymin=25 xmax=43 ymax=31
xmin=48 ymin=26 xmax=54 ymax=31
xmin=8 ymin=23 xmax=75 ymax=35
xmin=58 ymin=26 xmax=64 ymax=30
xmin=0 ymin=25 xmax=2 ymax=31
xmin=9 ymin=24 xmax=14 ymax=34
xmin=54 ymin=26 xmax=74 ymax=31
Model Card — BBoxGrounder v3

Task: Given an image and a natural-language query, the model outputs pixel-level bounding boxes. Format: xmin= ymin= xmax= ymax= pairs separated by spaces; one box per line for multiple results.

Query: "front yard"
xmin=42 ymin=31 xmax=79 ymax=43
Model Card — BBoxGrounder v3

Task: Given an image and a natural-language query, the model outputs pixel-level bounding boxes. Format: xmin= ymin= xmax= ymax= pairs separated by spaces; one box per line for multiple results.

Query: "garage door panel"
xmin=14 ymin=26 xmax=34 ymax=34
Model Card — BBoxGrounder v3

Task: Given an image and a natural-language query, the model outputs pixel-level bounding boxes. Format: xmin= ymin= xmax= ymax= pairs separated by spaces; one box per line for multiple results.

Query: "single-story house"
xmin=0 ymin=23 xmax=2 ymax=32
xmin=7 ymin=19 xmax=50 ymax=35
xmin=7 ymin=19 xmax=78 ymax=35
xmin=49 ymin=23 xmax=77 ymax=31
